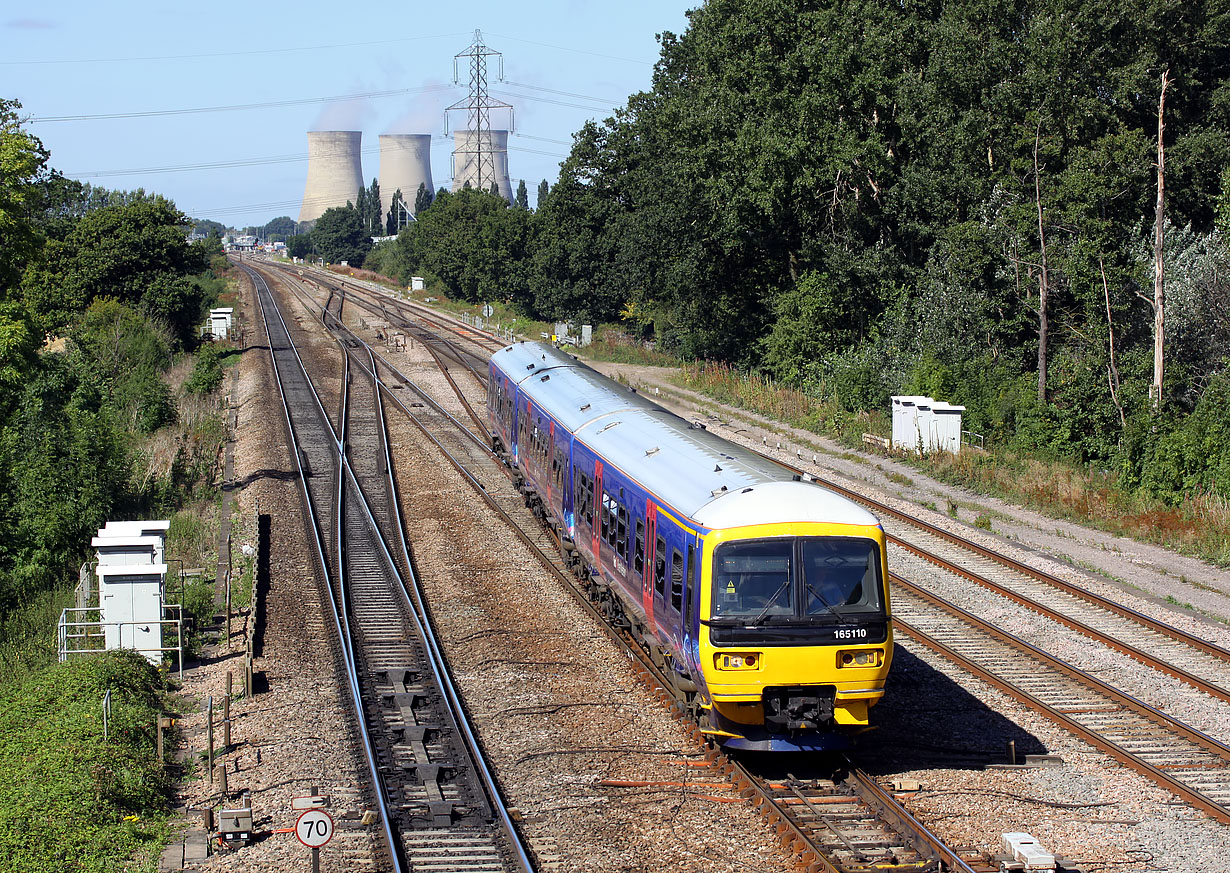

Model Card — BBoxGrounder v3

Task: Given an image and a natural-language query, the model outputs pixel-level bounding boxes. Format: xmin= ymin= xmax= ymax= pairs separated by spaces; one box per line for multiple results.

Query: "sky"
xmin=5 ymin=1 xmax=697 ymax=229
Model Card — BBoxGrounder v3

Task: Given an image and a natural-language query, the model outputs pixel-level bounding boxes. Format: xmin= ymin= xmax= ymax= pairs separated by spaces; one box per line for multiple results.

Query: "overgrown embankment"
xmin=0 ymin=651 xmax=173 ymax=873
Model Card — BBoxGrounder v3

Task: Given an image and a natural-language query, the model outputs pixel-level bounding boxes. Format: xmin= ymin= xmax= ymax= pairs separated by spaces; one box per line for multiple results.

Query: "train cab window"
xmin=634 ymin=520 xmax=645 ymax=575
xmin=654 ymin=535 xmax=667 ymax=596
xmin=670 ymin=549 xmax=684 ymax=612
xmin=801 ymin=538 xmax=883 ymax=614
xmin=711 ymin=540 xmax=794 ymax=620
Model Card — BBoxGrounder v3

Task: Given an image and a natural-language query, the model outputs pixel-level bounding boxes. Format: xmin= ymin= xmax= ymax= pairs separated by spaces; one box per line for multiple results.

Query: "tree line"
xmin=362 ymin=0 xmax=1230 ymax=504
xmin=0 ymin=99 xmax=227 ymax=612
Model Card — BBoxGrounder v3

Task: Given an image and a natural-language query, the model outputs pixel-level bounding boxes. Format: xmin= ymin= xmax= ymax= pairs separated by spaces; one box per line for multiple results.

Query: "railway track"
xmin=247 ymin=264 xmax=533 ymax=873
xmin=274 ymin=262 xmax=1230 ymax=841
xmin=255 ymin=263 xmax=985 ymax=873
xmin=812 ymin=475 xmax=1230 ymax=703
xmin=891 ymin=571 xmax=1230 ymax=825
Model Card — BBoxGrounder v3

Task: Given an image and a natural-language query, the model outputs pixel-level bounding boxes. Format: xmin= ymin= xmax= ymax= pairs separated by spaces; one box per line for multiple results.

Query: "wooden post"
xmin=157 ymin=716 xmax=164 ymax=763
xmin=245 ymin=636 xmax=254 ymax=697
xmin=223 ymin=692 xmax=231 ymax=750
xmin=207 ymin=696 xmax=214 ymax=780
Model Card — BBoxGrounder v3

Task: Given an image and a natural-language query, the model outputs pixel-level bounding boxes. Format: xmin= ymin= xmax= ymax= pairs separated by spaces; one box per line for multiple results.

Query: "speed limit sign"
xmin=295 ymin=808 xmax=334 ymax=848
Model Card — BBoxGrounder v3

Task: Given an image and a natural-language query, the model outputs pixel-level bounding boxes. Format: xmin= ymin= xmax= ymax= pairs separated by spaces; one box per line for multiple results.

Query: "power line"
xmin=511 ymin=132 xmax=573 ymax=146
xmin=2 ymin=32 xmax=469 ymax=66
xmin=492 ymin=90 xmax=618 ymax=113
xmin=66 ymin=145 xmax=383 ymax=179
xmin=31 ymin=84 xmax=456 ymax=123
xmin=504 ymin=81 xmax=619 ymax=105
xmin=69 ymin=138 xmax=564 ymax=179
xmin=485 ymin=32 xmax=654 ymax=66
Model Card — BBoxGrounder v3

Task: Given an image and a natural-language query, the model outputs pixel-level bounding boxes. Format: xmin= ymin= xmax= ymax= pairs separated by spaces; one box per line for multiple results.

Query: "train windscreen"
xmin=711 ymin=537 xmax=883 ymax=622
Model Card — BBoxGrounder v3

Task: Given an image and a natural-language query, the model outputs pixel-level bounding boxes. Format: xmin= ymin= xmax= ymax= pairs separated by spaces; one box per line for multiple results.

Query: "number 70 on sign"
xmin=295 ymin=809 xmax=334 ymax=848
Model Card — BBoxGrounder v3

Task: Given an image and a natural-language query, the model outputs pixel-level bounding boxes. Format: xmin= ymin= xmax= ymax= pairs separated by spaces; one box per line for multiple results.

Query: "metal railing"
xmin=57 ymin=606 xmax=185 ymax=678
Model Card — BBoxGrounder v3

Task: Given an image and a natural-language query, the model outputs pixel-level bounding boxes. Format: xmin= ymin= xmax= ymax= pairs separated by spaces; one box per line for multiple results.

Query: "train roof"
xmin=491 ymin=343 xmax=881 ymax=532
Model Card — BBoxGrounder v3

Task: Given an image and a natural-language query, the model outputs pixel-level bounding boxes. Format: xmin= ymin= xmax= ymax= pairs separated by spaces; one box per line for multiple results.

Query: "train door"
xmin=591 ymin=459 xmax=603 ymax=575
xmin=684 ymin=536 xmax=702 ymax=674
xmin=643 ymin=502 xmax=657 ymax=626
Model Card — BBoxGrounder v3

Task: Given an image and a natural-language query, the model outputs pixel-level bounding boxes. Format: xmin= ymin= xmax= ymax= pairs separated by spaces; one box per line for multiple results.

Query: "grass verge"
xmin=0 ymin=651 xmax=173 ymax=873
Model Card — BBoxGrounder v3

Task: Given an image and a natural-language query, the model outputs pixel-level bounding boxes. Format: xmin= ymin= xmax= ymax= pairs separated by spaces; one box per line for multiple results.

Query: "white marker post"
xmin=295 ymin=808 xmax=334 ymax=872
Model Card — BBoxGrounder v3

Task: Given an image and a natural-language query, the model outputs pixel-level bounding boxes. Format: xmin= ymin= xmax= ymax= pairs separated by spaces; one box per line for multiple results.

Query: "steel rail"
xmin=891 ymin=537 xmax=1230 ymax=703
xmin=300 ymin=310 xmax=973 ymax=873
xmin=344 ymin=340 xmax=535 ymax=873
xmin=842 ymin=765 xmax=978 ymax=873
xmin=261 ymin=263 xmax=984 ymax=871
xmin=245 ymin=265 xmax=404 ymax=872
xmin=257 ymin=263 xmax=535 ymax=872
xmin=811 ymin=473 xmax=1230 ymax=664
xmin=892 ymin=573 xmax=1230 ymax=826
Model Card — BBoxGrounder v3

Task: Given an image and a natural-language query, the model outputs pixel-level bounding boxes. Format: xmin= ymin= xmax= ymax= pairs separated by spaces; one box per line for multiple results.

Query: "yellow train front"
xmin=489 ymin=342 xmax=893 ymax=752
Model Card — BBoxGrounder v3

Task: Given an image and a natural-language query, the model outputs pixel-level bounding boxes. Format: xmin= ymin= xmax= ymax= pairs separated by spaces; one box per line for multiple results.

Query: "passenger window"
xmin=654 ymin=536 xmax=667 ymax=595
xmin=600 ymin=492 xmax=612 ymax=544
xmin=671 ymin=550 xmax=684 ymax=612
xmin=616 ymin=505 xmax=628 ymax=557
xmin=575 ymin=471 xmax=594 ymax=528
xmin=634 ymin=520 xmax=645 ymax=574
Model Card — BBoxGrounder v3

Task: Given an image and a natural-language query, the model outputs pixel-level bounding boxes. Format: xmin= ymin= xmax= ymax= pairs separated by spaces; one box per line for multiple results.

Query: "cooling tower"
xmin=298 ymin=131 xmax=364 ymax=224
xmin=379 ymin=134 xmax=434 ymax=223
xmin=451 ymin=129 xmax=512 ymax=202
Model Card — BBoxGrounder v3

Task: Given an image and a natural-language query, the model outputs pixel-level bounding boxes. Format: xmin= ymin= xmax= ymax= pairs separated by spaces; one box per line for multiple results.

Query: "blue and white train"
xmin=489 ymin=342 xmax=893 ymax=751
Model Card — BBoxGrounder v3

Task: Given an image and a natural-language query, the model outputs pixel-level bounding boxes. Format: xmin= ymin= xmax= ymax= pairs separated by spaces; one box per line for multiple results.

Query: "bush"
xmin=0 ymin=652 xmax=171 ymax=872
xmin=184 ymin=344 xmax=223 ymax=395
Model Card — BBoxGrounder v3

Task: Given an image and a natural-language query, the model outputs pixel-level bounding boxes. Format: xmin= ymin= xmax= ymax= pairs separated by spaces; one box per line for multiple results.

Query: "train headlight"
xmin=837 ymin=649 xmax=883 ymax=668
xmin=715 ymin=652 xmax=761 ymax=671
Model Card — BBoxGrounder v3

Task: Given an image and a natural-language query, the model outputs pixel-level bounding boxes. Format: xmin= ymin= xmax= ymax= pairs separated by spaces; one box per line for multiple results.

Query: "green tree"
xmin=261 ymin=215 xmax=296 ymax=241
xmin=312 ymin=205 xmax=371 ymax=265
xmin=367 ymin=178 xmax=382 ymax=234
xmin=414 ymin=183 xmax=434 ymax=215
xmin=0 ymin=99 xmax=49 ymax=294
xmin=536 ymin=179 xmax=549 ymax=209
xmin=386 ymin=188 xmax=404 ymax=235
xmin=0 ymin=354 xmax=131 ymax=606
xmin=71 ymin=298 xmax=175 ymax=433
xmin=354 ymin=186 xmax=368 ymax=233
xmin=395 ymin=188 xmax=531 ymax=306
xmin=20 ymin=197 xmax=209 ymax=344
xmin=286 ymin=233 xmax=313 ymax=259
xmin=514 ymin=179 xmax=529 ymax=210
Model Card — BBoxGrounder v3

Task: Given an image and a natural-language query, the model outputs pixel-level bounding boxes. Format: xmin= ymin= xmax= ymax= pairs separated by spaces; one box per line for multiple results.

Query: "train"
xmin=488 ymin=342 xmax=893 ymax=752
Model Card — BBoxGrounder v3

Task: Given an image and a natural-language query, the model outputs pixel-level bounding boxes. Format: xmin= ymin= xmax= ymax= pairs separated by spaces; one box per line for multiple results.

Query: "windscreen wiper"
xmin=749 ymin=577 xmax=793 ymax=626
xmin=804 ymin=581 xmax=844 ymax=621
